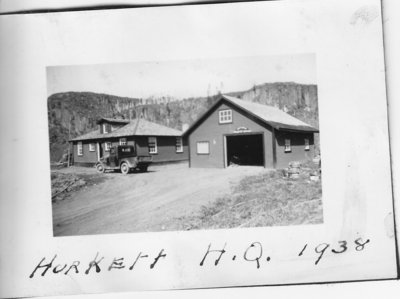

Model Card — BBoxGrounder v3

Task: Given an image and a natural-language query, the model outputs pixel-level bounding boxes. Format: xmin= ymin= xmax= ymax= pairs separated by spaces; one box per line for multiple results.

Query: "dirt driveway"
xmin=52 ymin=163 xmax=265 ymax=236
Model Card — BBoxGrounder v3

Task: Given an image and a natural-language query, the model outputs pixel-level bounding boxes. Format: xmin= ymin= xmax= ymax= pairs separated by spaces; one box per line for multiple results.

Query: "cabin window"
xmin=284 ymin=139 xmax=291 ymax=152
xmin=105 ymin=142 xmax=111 ymax=151
xmin=305 ymin=138 xmax=310 ymax=151
xmin=219 ymin=109 xmax=232 ymax=124
xmin=103 ymin=123 xmax=108 ymax=134
xmin=89 ymin=143 xmax=95 ymax=152
xmin=148 ymin=137 xmax=157 ymax=154
xmin=197 ymin=141 xmax=210 ymax=155
xmin=77 ymin=142 xmax=83 ymax=156
xmin=119 ymin=138 xmax=127 ymax=145
xmin=176 ymin=137 xmax=183 ymax=153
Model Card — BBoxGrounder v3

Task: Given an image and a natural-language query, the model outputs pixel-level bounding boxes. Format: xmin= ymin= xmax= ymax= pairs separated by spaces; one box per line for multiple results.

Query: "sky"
xmin=47 ymin=53 xmax=316 ymax=99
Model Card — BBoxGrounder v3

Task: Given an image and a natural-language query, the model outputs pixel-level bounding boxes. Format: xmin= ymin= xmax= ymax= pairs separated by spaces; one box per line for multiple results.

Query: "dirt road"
xmin=52 ymin=163 xmax=265 ymax=236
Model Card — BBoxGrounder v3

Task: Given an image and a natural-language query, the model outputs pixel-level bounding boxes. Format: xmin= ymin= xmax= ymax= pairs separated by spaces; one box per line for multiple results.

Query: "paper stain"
xmin=350 ymin=5 xmax=379 ymax=26
xmin=384 ymin=212 xmax=395 ymax=238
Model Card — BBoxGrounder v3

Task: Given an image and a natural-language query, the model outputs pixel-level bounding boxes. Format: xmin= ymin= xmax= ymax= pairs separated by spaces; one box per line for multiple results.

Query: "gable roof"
xmin=70 ymin=118 xmax=182 ymax=141
xmin=183 ymin=95 xmax=318 ymax=136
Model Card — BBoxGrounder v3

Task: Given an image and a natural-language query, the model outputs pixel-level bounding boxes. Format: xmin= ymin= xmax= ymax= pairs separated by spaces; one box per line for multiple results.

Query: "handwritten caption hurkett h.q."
xmin=29 ymin=237 xmax=370 ymax=278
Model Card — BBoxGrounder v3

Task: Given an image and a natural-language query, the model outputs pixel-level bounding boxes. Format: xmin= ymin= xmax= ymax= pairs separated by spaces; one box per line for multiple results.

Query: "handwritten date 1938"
xmin=200 ymin=238 xmax=370 ymax=268
xmin=298 ymin=237 xmax=370 ymax=265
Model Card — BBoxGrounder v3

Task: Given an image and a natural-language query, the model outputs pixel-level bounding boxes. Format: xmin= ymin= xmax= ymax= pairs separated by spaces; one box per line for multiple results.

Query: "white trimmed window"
xmin=103 ymin=123 xmax=108 ymax=134
xmin=77 ymin=142 xmax=83 ymax=156
xmin=176 ymin=137 xmax=183 ymax=153
xmin=305 ymin=138 xmax=310 ymax=151
xmin=197 ymin=141 xmax=210 ymax=154
xmin=148 ymin=137 xmax=157 ymax=154
xmin=89 ymin=143 xmax=96 ymax=152
xmin=284 ymin=139 xmax=291 ymax=152
xmin=218 ymin=109 xmax=232 ymax=124
xmin=105 ymin=142 xmax=111 ymax=152
xmin=119 ymin=138 xmax=127 ymax=145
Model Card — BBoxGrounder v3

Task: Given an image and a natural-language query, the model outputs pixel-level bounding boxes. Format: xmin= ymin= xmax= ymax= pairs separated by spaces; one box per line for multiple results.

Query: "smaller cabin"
xmin=70 ymin=118 xmax=188 ymax=166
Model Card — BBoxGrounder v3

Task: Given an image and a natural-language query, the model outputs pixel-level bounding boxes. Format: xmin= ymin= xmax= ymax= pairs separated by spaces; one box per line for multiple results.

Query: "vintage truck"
xmin=95 ymin=145 xmax=152 ymax=174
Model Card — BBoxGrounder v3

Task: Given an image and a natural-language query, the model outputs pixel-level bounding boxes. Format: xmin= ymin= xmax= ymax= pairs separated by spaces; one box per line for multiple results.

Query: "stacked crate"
xmin=287 ymin=161 xmax=301 ymax=179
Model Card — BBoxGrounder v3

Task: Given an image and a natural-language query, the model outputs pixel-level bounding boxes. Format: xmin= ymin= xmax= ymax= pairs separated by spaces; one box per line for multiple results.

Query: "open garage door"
xmin=226 ymin=133 xmax=264 ymax=167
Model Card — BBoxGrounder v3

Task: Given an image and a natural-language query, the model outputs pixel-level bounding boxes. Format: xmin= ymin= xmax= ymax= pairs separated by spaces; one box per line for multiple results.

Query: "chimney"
xmin=182 ymin=123 xmax=189 ymax=132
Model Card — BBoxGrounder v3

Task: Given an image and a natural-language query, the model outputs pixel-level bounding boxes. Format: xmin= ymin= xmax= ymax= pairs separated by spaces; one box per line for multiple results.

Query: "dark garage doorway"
xmin=226 ymin=134 xmax=264 ymax=166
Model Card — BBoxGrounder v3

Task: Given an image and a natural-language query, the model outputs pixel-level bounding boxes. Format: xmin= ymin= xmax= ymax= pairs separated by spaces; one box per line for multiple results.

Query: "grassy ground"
xmin=170 ymin=162 xmax=323 ymax=230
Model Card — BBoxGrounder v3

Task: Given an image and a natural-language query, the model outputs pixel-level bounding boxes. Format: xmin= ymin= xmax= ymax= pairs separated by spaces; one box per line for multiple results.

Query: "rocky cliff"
xmin=228 ymin=82 xmax=319 ymax=128
xmin=48 ymin=82 xmax=318 ymax=161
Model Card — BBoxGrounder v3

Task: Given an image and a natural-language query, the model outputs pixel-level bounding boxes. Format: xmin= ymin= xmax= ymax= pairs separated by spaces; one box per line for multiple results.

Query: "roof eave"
xmin=269 ymin=123 xmax=319 ymax=133
xmin=70 ymin=132 xmax=184 ymax=142
xmin=273 ymin=127 xmax=319 ymax=133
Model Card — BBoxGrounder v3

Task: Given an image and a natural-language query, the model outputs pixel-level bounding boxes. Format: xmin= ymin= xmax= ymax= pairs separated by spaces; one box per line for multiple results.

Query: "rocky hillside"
xmin=228 ymin=82 xmax=319 ymax=128
xmin=48 ymin=92 xmax=140 ymax=161
xmin=48 ymin=82 xmax=318 ymax=161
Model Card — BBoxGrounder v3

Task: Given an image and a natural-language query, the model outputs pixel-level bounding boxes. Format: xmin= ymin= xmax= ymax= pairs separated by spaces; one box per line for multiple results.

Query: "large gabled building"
xmin=183 ymin=95 xmax=319 ymax=169
xmin=70 ymin=117 xmax=188 ymax=166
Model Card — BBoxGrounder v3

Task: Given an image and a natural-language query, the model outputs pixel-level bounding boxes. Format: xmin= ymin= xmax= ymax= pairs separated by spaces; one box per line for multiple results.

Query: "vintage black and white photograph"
xmin=48 ymin=54 xmax=322 ymax=236
xmin=1 ymin=0 xmax=398 ymax=297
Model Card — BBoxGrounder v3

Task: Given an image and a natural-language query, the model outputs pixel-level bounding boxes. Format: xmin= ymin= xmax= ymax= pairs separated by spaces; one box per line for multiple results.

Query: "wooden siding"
xmin=73 ymin=141 xmax=98 ymax=164
xmin=134 ymin=136 xmax=188 ymax=163
xmin=189 ymin=102 xmax=274 ymax=168
xmin=274 ymin=131 xmax=315 ymax=169
xmin=72 ymin=136 xmax=188 ymax=166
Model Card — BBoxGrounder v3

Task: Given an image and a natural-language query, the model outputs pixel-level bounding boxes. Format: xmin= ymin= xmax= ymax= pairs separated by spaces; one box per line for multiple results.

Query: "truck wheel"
xmin=96 ymin=163 xmax=105 ymax=173
xmin=120 ymin=162 xmax=130 ymax=175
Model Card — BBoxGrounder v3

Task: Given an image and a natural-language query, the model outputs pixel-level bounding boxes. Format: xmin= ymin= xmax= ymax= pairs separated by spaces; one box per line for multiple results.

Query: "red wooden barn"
xmin=70 ymin=117 xmax=188 ymax=166
xmin=183 ymin=95 xmax=319 ymax=169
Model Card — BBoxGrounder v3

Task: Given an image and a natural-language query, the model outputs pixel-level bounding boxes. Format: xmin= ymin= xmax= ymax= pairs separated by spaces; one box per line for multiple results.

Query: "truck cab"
xmin=95 ymin=145 xmax=152 ymax=174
